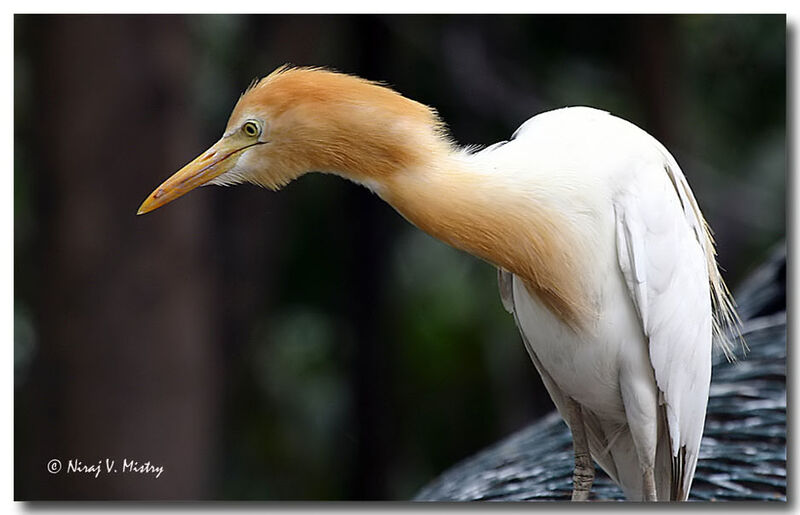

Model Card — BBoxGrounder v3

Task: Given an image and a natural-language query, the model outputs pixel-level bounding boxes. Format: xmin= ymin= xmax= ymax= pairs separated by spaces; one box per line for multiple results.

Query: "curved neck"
xmin=373 ymin=148 xmax=592 ymax=329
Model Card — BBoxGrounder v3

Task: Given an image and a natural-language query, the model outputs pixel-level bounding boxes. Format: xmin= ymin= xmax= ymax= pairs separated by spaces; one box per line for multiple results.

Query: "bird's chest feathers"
xmin=383 ymin=169 xmax=596 ymax=329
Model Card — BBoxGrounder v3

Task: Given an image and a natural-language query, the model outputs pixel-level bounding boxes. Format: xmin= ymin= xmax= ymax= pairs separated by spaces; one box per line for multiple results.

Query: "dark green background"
xmin=14 ymin=14 xmax=785 ymax=500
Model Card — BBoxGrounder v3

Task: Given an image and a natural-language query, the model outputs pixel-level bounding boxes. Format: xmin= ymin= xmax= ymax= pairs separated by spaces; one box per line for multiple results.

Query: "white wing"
xmin=613 ymin=158 xmax=714 ymax=500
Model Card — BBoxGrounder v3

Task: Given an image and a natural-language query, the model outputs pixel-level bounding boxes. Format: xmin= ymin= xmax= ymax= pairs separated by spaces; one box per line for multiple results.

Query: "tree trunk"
xmin=22 ymin=14 xmax=220 ymax=500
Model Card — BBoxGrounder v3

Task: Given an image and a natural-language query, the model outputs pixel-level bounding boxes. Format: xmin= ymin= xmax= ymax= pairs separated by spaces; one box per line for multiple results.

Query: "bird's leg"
xmin=565 ymin=397 xmax=594 ymax=501
xmin=642 ymin=466 xmax=657 ymax=501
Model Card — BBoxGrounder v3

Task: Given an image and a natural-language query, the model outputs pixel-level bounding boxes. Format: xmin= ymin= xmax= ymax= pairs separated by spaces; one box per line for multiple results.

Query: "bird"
xmin=138 ymin=65 xmax=740 ymax=501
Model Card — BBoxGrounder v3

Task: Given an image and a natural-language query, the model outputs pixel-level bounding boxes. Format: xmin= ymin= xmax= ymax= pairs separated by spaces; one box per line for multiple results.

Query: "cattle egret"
xmin=138 ymin=66 xmax=740 ymax=501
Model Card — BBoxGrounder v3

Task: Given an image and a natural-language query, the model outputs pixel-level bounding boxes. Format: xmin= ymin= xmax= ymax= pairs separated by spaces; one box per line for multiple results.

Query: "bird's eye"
xmin=242 ymin=121 xmax=260 ymax=137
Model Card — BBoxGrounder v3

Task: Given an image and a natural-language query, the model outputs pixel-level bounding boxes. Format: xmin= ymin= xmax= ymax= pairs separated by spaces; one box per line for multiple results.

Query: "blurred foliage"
xmin=15 ymin=14 xmax=784 ymax=500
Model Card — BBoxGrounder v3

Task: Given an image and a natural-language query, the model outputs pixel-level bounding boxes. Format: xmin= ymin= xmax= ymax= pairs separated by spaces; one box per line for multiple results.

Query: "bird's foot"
xmin=571 ymin=487 xmax=591 ymax=502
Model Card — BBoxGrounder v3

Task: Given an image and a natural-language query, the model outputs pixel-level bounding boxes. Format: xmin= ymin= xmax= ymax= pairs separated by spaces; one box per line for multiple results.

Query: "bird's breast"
xmin=510 ymin=262 xmax=645 ymax=418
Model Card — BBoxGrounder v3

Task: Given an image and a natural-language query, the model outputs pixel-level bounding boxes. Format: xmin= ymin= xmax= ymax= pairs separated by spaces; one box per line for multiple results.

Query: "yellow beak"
xmin=137 ymin=138 xmax=259 ymax=215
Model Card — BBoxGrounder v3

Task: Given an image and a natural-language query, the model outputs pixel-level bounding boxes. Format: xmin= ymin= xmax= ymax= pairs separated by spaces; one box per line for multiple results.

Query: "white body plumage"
xmin=484 ymin=107 xmax=718 ymax=500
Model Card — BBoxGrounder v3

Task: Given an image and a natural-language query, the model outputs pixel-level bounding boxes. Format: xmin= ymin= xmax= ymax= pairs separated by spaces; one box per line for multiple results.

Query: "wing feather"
xmin=613 ymin=160 xmax=723 ymax=499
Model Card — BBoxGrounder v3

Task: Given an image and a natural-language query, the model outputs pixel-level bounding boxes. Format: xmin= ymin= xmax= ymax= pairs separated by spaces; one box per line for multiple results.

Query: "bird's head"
xmin=138 ymin=65 xmax=447 ymax=214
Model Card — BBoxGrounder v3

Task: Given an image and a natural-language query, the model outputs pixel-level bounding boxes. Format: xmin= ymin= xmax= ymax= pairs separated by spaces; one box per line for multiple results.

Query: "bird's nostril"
xmin=200 ymin=152 xmax=217 ymax=163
